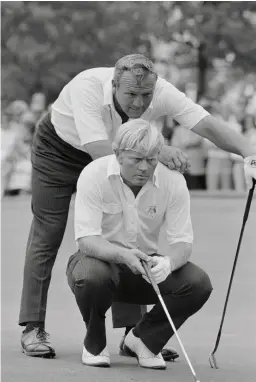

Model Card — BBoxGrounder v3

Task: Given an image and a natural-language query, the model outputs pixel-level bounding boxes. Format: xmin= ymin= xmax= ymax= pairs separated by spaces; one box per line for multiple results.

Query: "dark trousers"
xmin=66 ymin=251 xmax=213 ymax=355
xmin=18 ymin=112 xmax=144 ymax=327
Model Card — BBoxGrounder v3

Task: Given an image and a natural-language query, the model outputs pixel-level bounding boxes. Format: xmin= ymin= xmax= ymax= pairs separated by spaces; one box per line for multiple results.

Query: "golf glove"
xmin=244 ymin=155 xmax=256 ymax=189
xmin=143 ymin=256 xmax=172 ymax=285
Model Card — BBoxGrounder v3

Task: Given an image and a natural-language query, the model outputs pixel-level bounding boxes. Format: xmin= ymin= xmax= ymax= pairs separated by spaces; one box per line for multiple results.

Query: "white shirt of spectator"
xmin=75 ymin=155 xmax=193 ymax=257
xmin=51 ymin=67 xmax=209 ymax=153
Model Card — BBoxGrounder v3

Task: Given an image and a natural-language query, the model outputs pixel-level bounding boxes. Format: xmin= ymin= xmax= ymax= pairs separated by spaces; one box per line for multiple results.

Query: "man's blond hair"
xmin=112 ymin=119 xmax=164 ymax=156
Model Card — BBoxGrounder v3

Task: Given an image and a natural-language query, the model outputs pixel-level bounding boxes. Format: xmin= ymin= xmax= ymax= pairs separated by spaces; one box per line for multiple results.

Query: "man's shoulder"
xmin=74 ymin=67 xmax=115 ymax=83
xmin=82 ymin=155 xmax=113 ymax=172
xmin=154 ymin=76 xmax=178 ymax=97
xmin=78 ymin=155 xmax=113 ymax=183
xmin=157 ymin=163 xmax=187 ymax=188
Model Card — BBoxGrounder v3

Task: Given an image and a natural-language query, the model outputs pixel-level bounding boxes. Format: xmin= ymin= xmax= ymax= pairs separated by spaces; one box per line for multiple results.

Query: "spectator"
xmin=6 ymin=111 xmax=35 ymax=195
xmin=1 ymin=101 xmax=29 ymax=197
xmin=204 ymin=103 xmax=233 ymax=190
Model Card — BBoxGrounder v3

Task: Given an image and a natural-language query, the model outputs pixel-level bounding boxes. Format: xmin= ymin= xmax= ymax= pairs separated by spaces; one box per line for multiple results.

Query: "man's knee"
xmin=67 ymin=254 xmax=116 ymax=295
xmin=188 ymin=263 xmax=213 ymax=305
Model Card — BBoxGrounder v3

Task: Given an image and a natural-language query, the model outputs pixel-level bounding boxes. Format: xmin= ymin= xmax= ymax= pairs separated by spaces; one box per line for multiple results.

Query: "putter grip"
xmin=142 ymin=261 xmax=160 ymax=295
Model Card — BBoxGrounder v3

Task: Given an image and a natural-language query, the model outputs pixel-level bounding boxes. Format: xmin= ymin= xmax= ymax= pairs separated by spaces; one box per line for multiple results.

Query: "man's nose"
xmin=139 ymin=159 xmax=149 ymax=171
xmin=133 ymin=96 xmax=144 ymax=108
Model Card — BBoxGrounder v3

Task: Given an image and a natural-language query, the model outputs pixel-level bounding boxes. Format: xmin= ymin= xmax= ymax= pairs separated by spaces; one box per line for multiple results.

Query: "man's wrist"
xmin=159 ymin=145 xmax=169 ymax=165
xmin=164 ymin=256 xmax=174 ymax=273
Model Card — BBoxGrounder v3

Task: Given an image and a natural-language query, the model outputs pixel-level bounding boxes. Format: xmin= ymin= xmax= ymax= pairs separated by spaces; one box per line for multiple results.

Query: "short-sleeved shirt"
xmin=75 ymin=155 xmax=193 ymax=255
xmin=51 ymin=67 xmax=209 ymax=153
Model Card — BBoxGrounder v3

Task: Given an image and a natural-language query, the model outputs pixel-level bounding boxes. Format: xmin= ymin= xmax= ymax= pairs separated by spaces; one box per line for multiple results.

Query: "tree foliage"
xmin=1 ymin=1 xmax=255 ymax=106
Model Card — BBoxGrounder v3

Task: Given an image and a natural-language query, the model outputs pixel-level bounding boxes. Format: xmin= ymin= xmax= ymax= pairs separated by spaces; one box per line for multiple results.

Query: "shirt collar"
xmin=103 ymin=76 xmax=154 ymax=109
xmin=103 ymin=77 xmax=114 ymax=106
xmin=107 ymin=155 xmax=159 ymax=188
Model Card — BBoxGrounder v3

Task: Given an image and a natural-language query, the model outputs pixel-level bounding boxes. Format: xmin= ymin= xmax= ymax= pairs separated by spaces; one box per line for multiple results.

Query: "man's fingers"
xmin=134 ymin=250 xmax=150 ymax=262
xmin=172 ymin=156 xmax=183 ymax=171
xmin=177 ymin=152 xmax=189 ymax=173
xmin=167 ymin=160 xmax=176 ymax=170
xmin=142 ymin=274 xmax=150 ymax=284
xmin=130 ymin=263 xmax=146 ymax=276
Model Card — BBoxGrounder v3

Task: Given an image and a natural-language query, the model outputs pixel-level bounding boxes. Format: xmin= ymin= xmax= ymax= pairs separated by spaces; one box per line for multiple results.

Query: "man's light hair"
xmin=112 ymin=119 xmax=164 ymax=156
xmin=114 ymin=54 xmax=158 ymax=86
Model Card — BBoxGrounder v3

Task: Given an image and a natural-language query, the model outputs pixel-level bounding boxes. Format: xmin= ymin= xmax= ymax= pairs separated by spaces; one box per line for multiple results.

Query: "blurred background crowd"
xmin=1 ymin=1 xmax=256 ymax=197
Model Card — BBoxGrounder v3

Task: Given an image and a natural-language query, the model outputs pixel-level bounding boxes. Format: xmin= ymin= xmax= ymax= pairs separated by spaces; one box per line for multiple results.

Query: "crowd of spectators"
xmin=1 ymin=93 xmax=47 ymax=198
xmin=1 ymin=88 xmax=255 ymax=198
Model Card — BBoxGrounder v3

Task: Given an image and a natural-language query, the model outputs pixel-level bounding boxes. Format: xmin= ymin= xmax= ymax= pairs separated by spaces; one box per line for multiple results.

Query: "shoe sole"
xmin=82 ymin=361 xmax=110 ymax=368
xmin=120 ymin=347 xmax=178 ymax=362
xmin=21 ymin=348 xmax=56 ymax=358
xmin=123 ymin=345 xmax=166 ymax=370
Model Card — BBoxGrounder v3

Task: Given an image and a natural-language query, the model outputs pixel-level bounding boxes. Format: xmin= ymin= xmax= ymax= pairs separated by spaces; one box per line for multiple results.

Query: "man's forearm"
xmin=192 ymin=115 xmax=255 ymax=158
xmin=84 ymin=140 xmax=113 ymax=160
xmin=167 ymin=242 xmax=192 ymax=272
xmin=78 ymin=235 xmax=127 ymax=264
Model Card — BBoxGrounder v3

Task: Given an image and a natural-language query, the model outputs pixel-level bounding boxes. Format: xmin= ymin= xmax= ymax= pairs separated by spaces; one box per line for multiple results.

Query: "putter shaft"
xmin=142 ymin=261 xmax=200 ymax=382
xmin=209 ymin=179 xmax=256 ymax=368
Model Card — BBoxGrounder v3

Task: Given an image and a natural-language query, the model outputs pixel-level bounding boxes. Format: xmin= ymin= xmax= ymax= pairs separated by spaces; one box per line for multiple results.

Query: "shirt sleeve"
xmin=69 ymin=78 xmax=109 ymax=146
xmin=165 ymin=173 xmax=193 ymax=245
xmin=74 ymin=164 xmax=103 ymax=240
xmin=158 ymin=79 xmax=210 ymax=129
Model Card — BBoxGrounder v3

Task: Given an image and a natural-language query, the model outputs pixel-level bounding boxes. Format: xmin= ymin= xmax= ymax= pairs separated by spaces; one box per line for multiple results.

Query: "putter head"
xmin=209 ymin=352 xmax=218 ymax=369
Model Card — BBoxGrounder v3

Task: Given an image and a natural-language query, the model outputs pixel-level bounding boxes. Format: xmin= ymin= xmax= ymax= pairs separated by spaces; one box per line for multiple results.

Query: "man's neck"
xmin=121 ymin=176 xmax=142 ymax=197
xmin=113 ymin=95 xmax=129 ymax=124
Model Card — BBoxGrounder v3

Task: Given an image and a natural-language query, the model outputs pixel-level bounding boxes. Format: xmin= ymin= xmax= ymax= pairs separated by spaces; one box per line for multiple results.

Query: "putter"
xmin=209 ymin=179 xmax=256 ymax=369
xmin=142 ymin=261 xmax=200 ymax=382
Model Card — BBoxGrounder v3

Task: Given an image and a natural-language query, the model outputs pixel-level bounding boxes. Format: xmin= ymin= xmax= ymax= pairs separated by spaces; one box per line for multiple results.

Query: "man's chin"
xmin=133 ymin=177 xmax=148 ymax=186
xmin=128 ymin=110 xmax=143 ymax=118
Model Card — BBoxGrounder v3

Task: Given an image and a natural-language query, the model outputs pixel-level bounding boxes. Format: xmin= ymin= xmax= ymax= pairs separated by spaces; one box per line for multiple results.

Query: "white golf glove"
xmin=244 ymin=155 xmax=256 ymax=189
xmin=143 ymin=256 xmax=172 ymax=285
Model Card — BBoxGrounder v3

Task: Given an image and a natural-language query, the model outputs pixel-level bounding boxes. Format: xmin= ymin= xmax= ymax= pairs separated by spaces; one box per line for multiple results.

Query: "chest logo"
xmin=148 ymin=205 xmax=157 ymax=218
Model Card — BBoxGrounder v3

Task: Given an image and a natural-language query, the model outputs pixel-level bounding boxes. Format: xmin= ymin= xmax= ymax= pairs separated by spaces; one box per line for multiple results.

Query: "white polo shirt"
xmin=75 ymin=155 xmax=193 ymax=257
xmin=51 ymin=67 xmax=209 ymax=152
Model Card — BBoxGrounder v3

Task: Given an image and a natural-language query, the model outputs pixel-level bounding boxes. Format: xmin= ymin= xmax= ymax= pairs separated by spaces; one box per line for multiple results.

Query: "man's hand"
xmin=159 ymin=145 xmax=190 ymax=173
xmin=123 ymin=249 xmax=151 ymax=276
xmin=143 ymin=256 xmax=172 ymax=284
xmin=244 ymin=155 xmax=256 ymax=189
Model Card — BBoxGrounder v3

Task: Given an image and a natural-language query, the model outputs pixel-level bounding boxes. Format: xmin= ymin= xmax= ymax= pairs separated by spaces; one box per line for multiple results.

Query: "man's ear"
xmin=115 ymin=149 xmax=123 ymax=165
xmin=112 ymin=79 xmax=117 ymax=94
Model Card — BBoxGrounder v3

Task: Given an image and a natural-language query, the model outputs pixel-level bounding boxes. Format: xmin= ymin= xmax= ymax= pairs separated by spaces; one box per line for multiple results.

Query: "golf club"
xmin=142 ymin=261 xmax=200 ymax=382
xmin=209 ymin=179 xmax=256 ymax=369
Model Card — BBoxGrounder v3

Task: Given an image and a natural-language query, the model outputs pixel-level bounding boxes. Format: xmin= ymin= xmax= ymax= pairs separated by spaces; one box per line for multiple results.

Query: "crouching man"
xmin=66 ymin=119 xmax=212 ymax=369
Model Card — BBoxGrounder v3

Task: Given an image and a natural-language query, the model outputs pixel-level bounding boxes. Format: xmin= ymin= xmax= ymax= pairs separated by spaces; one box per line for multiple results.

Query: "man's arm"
xmin=84 ymin=140 xmax=113 ymax=160
xmin=164 ymin=173 xmax=194 ymax=270
xmin=78 ymin=235 xmax=127 ymax=264
xmin=192 ymin=115 xmax=255 ymax=158
xmin=166 ymin=242 xmax=192 ymax=272
xmin=78 ymin=235 xmax=149 ymax=276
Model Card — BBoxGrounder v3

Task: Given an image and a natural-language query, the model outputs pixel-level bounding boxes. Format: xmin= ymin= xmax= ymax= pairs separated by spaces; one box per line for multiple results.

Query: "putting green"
xmin=1 ymin=194 xmax=256 ymax=382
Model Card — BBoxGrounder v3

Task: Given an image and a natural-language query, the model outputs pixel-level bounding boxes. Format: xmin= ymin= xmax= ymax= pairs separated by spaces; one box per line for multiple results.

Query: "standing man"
xmin=19 ymin=54 xmax=256 ymax=358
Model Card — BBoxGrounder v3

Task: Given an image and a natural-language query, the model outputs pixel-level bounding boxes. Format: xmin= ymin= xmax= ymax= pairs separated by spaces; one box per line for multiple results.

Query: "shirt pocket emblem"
xmin=148 ymin=205 xmax=157 ymax=218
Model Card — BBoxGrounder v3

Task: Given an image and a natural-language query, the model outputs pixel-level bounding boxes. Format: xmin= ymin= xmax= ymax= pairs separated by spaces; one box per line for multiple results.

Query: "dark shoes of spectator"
xmin=21 ymin=328 xmax=56 ymax=358
xmin=119 ymin=334 xmax=179 ymax=361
